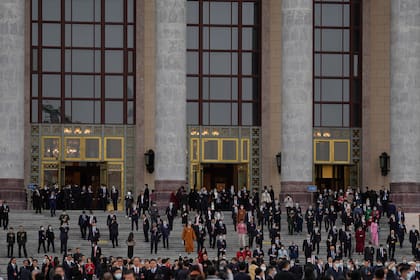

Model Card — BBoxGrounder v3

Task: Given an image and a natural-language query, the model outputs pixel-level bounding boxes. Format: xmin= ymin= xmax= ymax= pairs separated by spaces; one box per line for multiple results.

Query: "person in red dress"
xmin=355 ymin=226 xmax=366 ymax=254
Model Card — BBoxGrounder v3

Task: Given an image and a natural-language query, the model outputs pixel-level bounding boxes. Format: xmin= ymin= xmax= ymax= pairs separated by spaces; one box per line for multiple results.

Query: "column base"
xmin=390 ymin=182 xmax=420 ymax=212
xmin=0 ymin=178 xmax=26 ymax=209
xmin=154 ymin=180 xmax=185 ymax=210
xmin=280 ymin=181 xmax=313 ymax=210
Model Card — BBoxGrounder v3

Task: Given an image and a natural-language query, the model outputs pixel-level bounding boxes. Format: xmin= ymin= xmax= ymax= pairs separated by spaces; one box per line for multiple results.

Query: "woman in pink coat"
xmin=370 ymin=219 xmax=379 ymax=246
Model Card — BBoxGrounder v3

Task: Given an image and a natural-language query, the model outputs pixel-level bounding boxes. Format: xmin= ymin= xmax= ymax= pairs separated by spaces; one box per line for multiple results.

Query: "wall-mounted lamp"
xmin=379 ymin=152 xmax=390 ymax=176
xmin=144 ymin=149 xmax=155 ymax=174
xmin=276 ymin=152 xmax=281 ymax=174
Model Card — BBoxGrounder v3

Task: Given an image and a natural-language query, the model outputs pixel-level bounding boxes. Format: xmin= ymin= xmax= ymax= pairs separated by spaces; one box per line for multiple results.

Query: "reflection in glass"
xmin=42 ymin=75 xmax=61 ymax=98
xmin=127 ymin=101 xmax=134 ymax=124
xmin=85 ymin=138 xmax=100 ymax=158
xmin=65 ymin=138 xmax=81 ymax=158
xmin=43 ymin=138 xmax=60 ymax=158
xmin=127 ymin=76 xmax=134 ymax=99
xmin=67 ymin=100 xmax=95 ymax=123
xmin=106 ymin=139 xmax=122 ymax=159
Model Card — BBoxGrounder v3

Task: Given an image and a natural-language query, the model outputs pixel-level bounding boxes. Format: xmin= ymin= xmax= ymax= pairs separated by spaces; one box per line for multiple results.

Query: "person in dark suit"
xmin=386 ymin=230 xmax=398 ymax=259
xmin=19 ymin=259 xmax=31 ymax=280
xmin=303 ymin=235 xmax=313 ymax=259
xmin=98 ymin=185 xmax=109 ymax=212
xmin=91 ymin=242 xmax=102 ymax=266
xmin=0 ymin=200 xmax=10 ymax=229
xmin=110 ymin=186 xmax=119 ymax=211
xmin=150 ymin=223 xmax=160 ymax=254
xmin=409 ymin=225 xmax=420 ymax=255
xmin=38 ymin=225 xmax=47 ymax=254
xmin=274 ymin=260 xmax=295 ymax=280
xmin=60 ymin=223 xmax=70 ymax=254
xmin=364 ymin=242 xmax=375 ymax=263
xmin=78 ymin=211 xmax=88 ymax=239
xmin=137 ymin=191 xmax=150 ymax=215
xmin=17 ymin=225 xmax=28 ymax=258
xmin=88 ymin=222 xmax=100 ymax=244
xmin=46 ymin=225 xmax=55 ymax=253
xmin=131 ymin=206 xmax=140 ymax=231
xmin=142 ymin=214 xmax=150 ymax=242
xmin=109 ymin=218 xmax=119 ymax=248
xmin=165 ymin=202 xmax=176 ymax=230
xmin=376 ymin=244 xmax=388 ymax=264
xmin=7 ymin=227 xmax=15 ymax=258
xmin=7 ymin=257 xmax=18 ymax=280
xmin=234 ymin=261 xmax=251 ymax=280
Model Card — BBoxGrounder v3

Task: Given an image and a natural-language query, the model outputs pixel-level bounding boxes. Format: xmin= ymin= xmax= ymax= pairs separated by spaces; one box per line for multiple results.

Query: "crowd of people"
xmin=3 ymin=185 xmax=420 ymax=280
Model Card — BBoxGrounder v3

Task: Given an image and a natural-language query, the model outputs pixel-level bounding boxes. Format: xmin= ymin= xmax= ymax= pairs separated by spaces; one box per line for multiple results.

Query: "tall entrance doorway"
xmin=314 ymin=164 xmax=351 ymax=191
xmin=201 ymin=163 xmax=247 ymax=191
xmin=64 ymin=162 xmax=101 ymax=187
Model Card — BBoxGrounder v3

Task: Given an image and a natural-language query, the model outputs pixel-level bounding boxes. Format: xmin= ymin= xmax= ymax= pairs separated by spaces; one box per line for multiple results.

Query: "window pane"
xmin=322 ymin=29 xmax=343 ymax=51
xmin=187 ymin=51 xmax=198 ymax=74
xmin=314 ymin=54 xmax=321 ymax=76
xmin=314 ymin=4 xmax=321 ymax=26
xmin=105 ymin=25 xmax=123 ymax=48
xmin=105 ymin=76 xmax=123 ymax=98
xmin=242 ymin=103 xmax=254 ymax=125
xmin=210 ymin=103 xmax=230 ymax=125
xmin=210 ymin=78 xmax=230 ymax=100
xmin=187 ymin=1 xmax=199 ymax=24
xmin=232 ymin=77 xmax=238 ymax=99
xmin=72 ymin=24 xmax=94 ymax=47
xmin=187 ymin=77 xmax=198 ymax=99
xmin=85 ymin=138 xmax=100 ymax=158
xmin=42 ymin=100 xmax=61 ymax=123
xmin=223 ymin=140 xmax=236 ymax=161
xmin=202 ymin=77 xmax=209 ymax=99
xmin=242 ymin=78 xmax=258 ymax=101
xmin=95 ymin=0 xmax=101 ymax=21
xmin=321 ymin=54 xmax=342 ymax=76
xmin=314 ymin=103 xmax=321 ymax=126
xmin=343 ymin=4 xmax=350 ymax=27
xmin=187 ymin=102 xmax=199 ymax=125
xmin=127 ymin=101 xmax=134 ymax=124
xmin=43 ymin=24 xmax=61 ymax=46
xmin=315 ymin=141 xmax=330 ymax=161
xmin=128 ymin=25 xmax=134 ymax=48
xmin=94 ymin=101 xmax=101 ymax=123
xmin=72 ymin=50 xmax=94 ymax=72
xmin=127 ymin=0 xmax=134 ymax=23
xmin=210 ymin=28 xmax=231 ymax=49
xmin=322 ymin=4 xmax=341 ymax=26
xmin=210 ymin=53 xmax=231 ymax=75
xmin=321 ymin=104 xmax=342 ymax=126
xmin=232 ymin=102 xmax=238 ymax=125
xmin=42 ymin=74 xmax=61 ymax=98
xmin=314 ymin=29 xmax=320 ymax=51
xmin=105 ymin=50 xmax=124 ymax=73
xmin=105 ymin=102 xmax=123 ymax=124
xmin=334 ymin=141 xmax=349 ymax=161
xmin=65 ymin=138 xmax=81 ymax=158
xmin=203 ymin=139 xmax=218 ymax=160
xmin=32 ymin=0 xmax=38 ymax=20
xmin=128 ymin=51 xmax=133 ymax=72
xmin=187 ymin=26 xmax=198 ymax=49
xmin=343 ymin=80 xmax=349 ymax=101
xmin=127 ymin=76 xmax=134 ymax=99
xmin=70 ymin=101 xmax=94 ymax=123
xmin=32 ymin=74 xmax=38 ymax=97
xmin=32 ymin=23 xmax=38 ymax=46
xmin=43 ymin=0 xmax=61 ymax=21
xmin=72 ymin=75 xmax=94 ymax=98
xmin=314 ymin=79 xmax=321 ymax=101
xmin=322 ymin=79 xmax=342 ymax=102
xmin=105 ymin=0 xmax=123 ymax=22
xmin=343 ymin=29 xmax=349 ymax=52
xmin=210 ymin=2 xmax=231 ymax=24
xmin=343 ymin=104 xmax=349 ymax=127
xmin=242 ymin=53 xmax=258 ymax=75
xmin=202 ymin=102 xmax=209 ymax=124
xmin=72 ymin=0 xmax=94 ymax=21
xmin=43 ymin=49 xmax=61 ymax=72
xmin=242 ymin=28 xmax=257 ymax=50
xmin=95 ymin=76 xmax=101 ymax=99
xmin=243 ymin=2 xmax=257 ymax=25
xmin=32 ymin=100 xmax=38 ymax=122
xmin=95 ymin=25 xmax=101 ymax=47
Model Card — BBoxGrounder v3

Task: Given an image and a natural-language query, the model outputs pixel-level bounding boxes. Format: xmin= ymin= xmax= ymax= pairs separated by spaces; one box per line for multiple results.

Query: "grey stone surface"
xmin=0 ymin=0 xmax=25 ymax=180
xmin=281 ymin=0 xmax=313 ymax=182
xmin=390 ymin=0 xmax=420 ymax=183
xmin=155 ymin=0 xmax=187 ymax=181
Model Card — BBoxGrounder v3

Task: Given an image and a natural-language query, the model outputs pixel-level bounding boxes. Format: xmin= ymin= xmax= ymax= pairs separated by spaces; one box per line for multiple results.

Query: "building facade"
xmin=0 ymin=0 xmax=419 ymax=212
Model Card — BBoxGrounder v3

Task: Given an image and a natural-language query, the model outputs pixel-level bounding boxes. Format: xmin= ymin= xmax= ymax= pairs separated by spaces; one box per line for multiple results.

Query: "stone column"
xmin=154 ymin=0 xmax=187 ymax=207
xmin=0 ymin=0 xmax=26 ymax=209
xmin=281 ymin=0 xmax=313 ymax=207
xmin=390 ymin=0 xmax=420 ymax=212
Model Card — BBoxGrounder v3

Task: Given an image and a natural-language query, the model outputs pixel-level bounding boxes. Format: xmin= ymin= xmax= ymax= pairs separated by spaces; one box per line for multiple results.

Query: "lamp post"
xmin=276 ymin=152 xmax=281 ymax=174
xmin=144 ymin=149 xmax=155 ymax=174
xmin=379 ymin=152 xmax=390 ymax=176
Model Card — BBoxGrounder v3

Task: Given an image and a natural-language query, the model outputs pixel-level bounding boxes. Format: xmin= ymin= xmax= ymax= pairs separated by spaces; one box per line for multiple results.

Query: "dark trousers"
xmin=112 ymin=199 xmax=118 ymax=211
xmin=80 ymin=226 xmax=87 ymax=239
xmin=150 ymin=240 xmax=158 ymax=254
xmin=128 ymin=246 xmax=134 ymax=259
xmin=131 ymin=219 xmax=139 ymax=231
xmin=389 ymin=245 xmax=395 ymax=259
xmin=18 ymin=244 xmax=27 ymax=258
xmin=61 ymin=240 xmax=68 ymax=254
xmin=47 ymin=239 xmax=55 ymax=252
xmin=111 ymin=236 xmax=118 ymax=248
xmin=3 ymin=216 xmax=9 ymax=230
xmin=143 ymin=230 xmax=149 ymax=242
xmin=38 ymin=240 xmax=46 ymax=253
xmin=209 ymin=234 xmax=216 ymax=249
xmin=7 ymin=243 xmax=13 ymax=257
xmin=163 ymin=236 xmax=169 ymax=249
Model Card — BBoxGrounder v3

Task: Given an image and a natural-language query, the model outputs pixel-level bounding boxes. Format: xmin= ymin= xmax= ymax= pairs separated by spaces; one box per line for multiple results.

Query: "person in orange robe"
xmin=355 ymin=226 xmax=366 ymax=254
xmin=182 ymin=222 xmax=197 ymax=253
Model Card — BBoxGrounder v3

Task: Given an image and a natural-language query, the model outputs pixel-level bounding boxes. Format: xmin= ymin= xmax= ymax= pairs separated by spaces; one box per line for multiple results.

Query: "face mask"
xmin=261 ymin=266 xmax=266 ymax=272
xmin=391 ymin=267 xmax=396 ymax=273
xmin=114 ymin=273 xmax=122 ymax=280
xmin=406 ymin=271 xmax=414 ymax=280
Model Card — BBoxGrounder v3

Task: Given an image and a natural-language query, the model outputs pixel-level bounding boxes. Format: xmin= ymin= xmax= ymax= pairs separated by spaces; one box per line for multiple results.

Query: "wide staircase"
xmin=0 ymin=210 xmax=414 ymax=278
